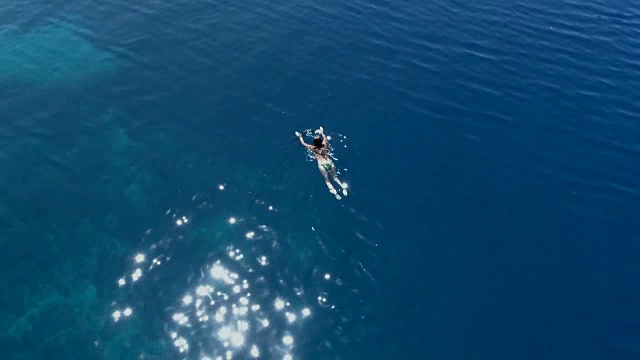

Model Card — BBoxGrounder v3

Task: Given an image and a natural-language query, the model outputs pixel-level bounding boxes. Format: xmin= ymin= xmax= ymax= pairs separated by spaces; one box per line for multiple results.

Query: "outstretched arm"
xmin=295 ymin=131 xmax=313 ymax=149
xmin=319 ymin=126 xmax=327 ymax=146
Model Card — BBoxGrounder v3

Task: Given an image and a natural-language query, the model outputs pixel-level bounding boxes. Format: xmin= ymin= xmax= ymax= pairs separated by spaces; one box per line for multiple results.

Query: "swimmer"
xmin=295 ymin=126 xmax=348 ymax=198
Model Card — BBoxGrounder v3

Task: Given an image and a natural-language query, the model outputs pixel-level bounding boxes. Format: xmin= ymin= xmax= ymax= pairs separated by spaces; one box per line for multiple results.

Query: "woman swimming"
xmin=295 ymin=126 xmax=348 ymax=198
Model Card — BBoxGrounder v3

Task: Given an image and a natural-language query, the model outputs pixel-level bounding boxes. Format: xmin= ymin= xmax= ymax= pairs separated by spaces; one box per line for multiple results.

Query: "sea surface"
xmin=1 ymin=0 xmax=640 ymax=359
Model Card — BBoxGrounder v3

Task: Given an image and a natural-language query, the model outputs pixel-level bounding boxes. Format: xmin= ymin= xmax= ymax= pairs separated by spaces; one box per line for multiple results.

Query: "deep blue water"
xmin=2 ymin=0 xmax=640 ymax=359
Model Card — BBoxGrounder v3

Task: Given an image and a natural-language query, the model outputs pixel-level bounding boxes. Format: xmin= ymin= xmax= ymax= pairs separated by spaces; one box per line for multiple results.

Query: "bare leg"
xmin=330 ymin=168 xmax=347 ymax=196
xmin=319 ymin=166 xmax=337 ymax=194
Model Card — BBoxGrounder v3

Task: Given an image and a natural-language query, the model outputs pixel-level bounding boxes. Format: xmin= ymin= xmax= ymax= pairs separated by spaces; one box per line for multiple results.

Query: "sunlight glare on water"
xmin=109 ymin=185 xmax=352 ymax=358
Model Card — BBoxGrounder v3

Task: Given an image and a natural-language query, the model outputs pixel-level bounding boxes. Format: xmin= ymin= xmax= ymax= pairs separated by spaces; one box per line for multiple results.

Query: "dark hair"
xmin=313 ymin=137 xmax=324 ymax=148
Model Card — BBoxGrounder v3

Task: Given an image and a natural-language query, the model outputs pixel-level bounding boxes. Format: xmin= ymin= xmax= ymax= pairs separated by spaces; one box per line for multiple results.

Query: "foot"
xmin=328 ymin=186 xmax=341 ymax=199
xmin=334 ymin=179 xmax=348 ymax=196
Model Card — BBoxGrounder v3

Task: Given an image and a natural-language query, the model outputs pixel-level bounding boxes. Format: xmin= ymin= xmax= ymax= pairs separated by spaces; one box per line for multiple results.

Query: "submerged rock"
xmin=0 ymin=22 xmax=118 ymax=85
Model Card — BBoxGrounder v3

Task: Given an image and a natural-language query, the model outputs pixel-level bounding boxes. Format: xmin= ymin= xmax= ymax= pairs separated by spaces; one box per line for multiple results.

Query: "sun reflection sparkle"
xmin=250 ymin=345 xmax=260 ymax=357
xmin=110 ymin=192 xmax=342 ymax=359
xmin=183 ymin=295 xmax=193 ymax=305
xmin=282 ymin=335 xmax=294 ymax=346
xmin=275 ymin=298 xmax=285 ymax=310
xmin=131 ymin=268 xmax=142 ymax=282
xmin=301 ymin=308 xmax=311 ymax=318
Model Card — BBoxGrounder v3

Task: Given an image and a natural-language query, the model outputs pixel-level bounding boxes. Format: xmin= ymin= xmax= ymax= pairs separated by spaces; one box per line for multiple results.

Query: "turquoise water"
xmin=1 ymin=0 xmax=640 ymax=359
